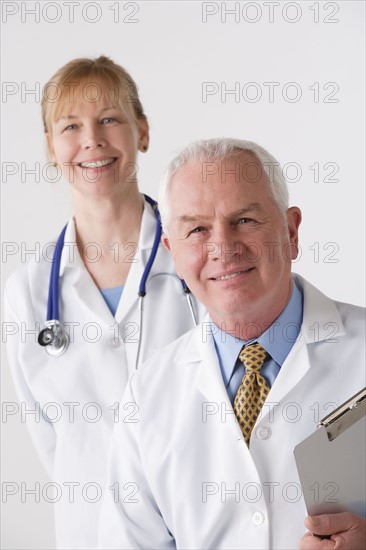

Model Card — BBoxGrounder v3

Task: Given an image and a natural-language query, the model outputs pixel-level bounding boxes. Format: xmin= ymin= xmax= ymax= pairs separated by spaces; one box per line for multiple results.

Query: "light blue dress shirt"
xmin=100 ymin=285 xmax=124 ymax=316
xmin=213 ymin=280 xmax=303 ymax=405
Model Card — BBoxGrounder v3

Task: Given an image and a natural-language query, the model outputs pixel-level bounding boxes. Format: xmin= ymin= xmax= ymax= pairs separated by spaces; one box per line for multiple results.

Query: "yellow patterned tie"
xmin=233 ymin=342 xmax=270 ymax=446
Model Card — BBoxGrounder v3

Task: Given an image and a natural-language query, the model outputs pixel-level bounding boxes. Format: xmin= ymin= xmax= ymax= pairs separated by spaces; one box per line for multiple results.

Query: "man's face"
xmin=162 ymin=153 xmax=301 ymax=331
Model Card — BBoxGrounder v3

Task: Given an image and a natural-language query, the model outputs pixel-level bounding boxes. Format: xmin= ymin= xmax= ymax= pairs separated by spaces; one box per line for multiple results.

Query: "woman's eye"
xmin=63 ymin=124 xmax=77 ymax=132
xmin=101 ymin=117 xmax=115 ymax=124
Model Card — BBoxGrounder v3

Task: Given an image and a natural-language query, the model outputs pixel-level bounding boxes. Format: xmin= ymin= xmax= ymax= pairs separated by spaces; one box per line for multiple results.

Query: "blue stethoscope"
xmin=37 ymin=194 xmax=197 ymax=365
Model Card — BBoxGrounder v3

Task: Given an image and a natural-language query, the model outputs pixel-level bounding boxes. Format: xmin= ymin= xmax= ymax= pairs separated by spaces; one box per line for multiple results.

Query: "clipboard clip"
xmin=318 ymin=387 xmax=366 ymax=441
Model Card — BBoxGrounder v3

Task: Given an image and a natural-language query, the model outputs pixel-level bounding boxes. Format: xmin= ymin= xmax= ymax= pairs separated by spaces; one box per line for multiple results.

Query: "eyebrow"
xmin=176 ymin=202 xmax=263 ymax=225
xmin=57 ymin=107 xmax=119 ymax=121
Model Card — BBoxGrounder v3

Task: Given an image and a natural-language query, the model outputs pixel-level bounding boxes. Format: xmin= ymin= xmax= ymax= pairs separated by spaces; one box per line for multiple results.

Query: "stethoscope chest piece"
xmin=38 ymin=320 xmax=69 ymax=357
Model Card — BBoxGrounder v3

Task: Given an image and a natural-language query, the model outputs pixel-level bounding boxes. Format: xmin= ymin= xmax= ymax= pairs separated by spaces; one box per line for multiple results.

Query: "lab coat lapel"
xmin=57 ymin=207 xmax=157 ymax=331
xmin=295 ymin=274 xmax=345 ymax=343
xmin=58 ymin=219 xmax=115 ymax=327
xmin=261 ymin=274 xmax=346 ymax=414
xmin=263 ymin=336 xmax=310 ymax=411
xmin=195 ymin=326 xmax=243 ymax=439
xmin=114 ymin=198 xmax=156 ymax=325
xmin=59 ymin=218 xmax=81 ymax=279
xmin=73 ymin=272 xmax=114 ymax=327
xmin=115 ymin=199 xmax=158 ymax=372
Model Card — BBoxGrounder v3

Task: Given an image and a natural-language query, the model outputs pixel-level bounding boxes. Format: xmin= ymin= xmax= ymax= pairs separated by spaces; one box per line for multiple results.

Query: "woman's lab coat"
xmin=98 ymin=275 xmax=365 ymax=549
xmin=3 ymin=197 xmax=204 ymax=549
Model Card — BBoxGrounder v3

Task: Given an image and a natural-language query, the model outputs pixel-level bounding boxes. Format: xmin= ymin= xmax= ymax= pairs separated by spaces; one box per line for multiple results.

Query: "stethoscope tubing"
xmin=47 ymin=224 xmax=67 ymax=321
xmin=40 ymin=194 xmax=197 ymax=361
xmin=138 ymin=195 xmax=162 ymax=296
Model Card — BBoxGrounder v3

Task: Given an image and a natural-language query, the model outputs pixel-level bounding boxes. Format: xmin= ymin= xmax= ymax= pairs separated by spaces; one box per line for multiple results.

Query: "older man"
xmin=99 ymin=139 xmax=365 ymax=549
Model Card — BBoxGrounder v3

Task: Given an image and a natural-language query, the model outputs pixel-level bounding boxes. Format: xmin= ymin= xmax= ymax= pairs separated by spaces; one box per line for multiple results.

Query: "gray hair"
xmin=158 ymin=138 xmax=289 ymax=234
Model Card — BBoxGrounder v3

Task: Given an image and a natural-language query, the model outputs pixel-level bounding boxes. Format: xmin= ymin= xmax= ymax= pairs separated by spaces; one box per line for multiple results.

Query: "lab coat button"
xmin=252 ymin=512 xmax=265 ymax=526
xmin=255 ymin=426 xmax=271 ymax=440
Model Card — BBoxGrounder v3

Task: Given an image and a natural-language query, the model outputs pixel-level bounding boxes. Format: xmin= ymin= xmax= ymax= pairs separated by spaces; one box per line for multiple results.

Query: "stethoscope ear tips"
xmin=38 ymin=328 xmax=55 ymax=346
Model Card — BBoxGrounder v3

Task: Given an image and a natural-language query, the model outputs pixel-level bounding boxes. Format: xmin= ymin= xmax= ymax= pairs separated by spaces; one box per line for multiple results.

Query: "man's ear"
xmin=161 ymin=234 xmax=183 ymax=279
xmin=286 ymin=207 xmax=302 ymax=260
xmin=161 ymin=234 xmax=171 ymax=253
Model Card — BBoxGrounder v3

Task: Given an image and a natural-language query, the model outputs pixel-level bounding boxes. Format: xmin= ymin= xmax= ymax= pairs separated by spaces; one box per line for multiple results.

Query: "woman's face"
xmin=47 ymin=85 xmax=149 ymax=199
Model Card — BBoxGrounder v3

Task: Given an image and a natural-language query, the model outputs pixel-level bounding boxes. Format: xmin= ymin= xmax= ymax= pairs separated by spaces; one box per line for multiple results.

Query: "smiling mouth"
xmin=78 ymin=158 xmax=117 ymax=168
xmin=211 ymin=268 xmax=254 ymax=281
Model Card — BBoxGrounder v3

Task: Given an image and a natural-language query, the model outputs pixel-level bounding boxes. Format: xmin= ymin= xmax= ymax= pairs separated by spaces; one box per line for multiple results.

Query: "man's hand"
xmin=299 ymin=513 xmax=366 ymax=549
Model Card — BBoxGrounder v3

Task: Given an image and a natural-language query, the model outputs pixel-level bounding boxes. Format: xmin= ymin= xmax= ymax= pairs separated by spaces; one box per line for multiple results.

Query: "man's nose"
xmin=209 ymin=225 xmax=243 ymax=263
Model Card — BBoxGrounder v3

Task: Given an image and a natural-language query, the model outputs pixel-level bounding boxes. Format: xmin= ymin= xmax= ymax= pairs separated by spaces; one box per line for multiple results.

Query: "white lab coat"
xmin=3 ymin=197 xmax=205 ymax=549
xmin=99 ymin=275 xmax=366 ymax=550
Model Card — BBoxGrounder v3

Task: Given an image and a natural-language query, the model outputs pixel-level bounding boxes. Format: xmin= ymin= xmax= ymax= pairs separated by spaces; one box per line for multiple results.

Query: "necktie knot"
xmin=238 ymin=342 xmax=267 ymax=374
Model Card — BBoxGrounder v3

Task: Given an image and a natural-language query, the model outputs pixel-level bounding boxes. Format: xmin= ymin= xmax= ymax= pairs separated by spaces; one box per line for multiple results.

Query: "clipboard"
xmin=294 ymin=387 xmax=366 ymax=518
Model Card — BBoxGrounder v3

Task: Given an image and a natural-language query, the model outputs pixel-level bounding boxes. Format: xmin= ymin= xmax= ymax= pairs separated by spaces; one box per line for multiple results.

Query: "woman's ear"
xmin=138 ymin=118 xmax=150 ymax=152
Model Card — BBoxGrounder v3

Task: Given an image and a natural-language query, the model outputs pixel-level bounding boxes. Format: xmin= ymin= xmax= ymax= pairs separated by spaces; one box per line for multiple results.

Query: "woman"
xmin=4 ymin=56 xmax=203 ymax=549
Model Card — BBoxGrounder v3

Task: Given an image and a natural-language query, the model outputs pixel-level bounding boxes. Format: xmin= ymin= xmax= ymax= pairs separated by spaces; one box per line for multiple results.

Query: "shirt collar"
xmin=212 ymin=278 xmax=303 ymax=387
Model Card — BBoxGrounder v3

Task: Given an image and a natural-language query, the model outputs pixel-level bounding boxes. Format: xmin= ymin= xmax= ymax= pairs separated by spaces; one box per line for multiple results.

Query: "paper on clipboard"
xmin=294 ymin=387 xmax=366 ymax=517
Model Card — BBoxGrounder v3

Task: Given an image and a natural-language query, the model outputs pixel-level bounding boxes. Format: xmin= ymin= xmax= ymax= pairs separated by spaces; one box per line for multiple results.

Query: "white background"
xmin=1 ymin=1 xmax=365 ymax=548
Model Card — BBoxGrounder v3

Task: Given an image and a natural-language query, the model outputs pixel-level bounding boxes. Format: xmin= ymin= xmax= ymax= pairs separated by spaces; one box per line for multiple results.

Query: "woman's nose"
xmin=82 ymin=125 xmax=107 ymax=149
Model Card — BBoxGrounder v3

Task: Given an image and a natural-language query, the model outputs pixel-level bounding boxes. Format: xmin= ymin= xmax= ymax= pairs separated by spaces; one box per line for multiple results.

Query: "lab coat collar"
xmin=184 ymin=276 xmax=347 ymax=424
xmin=178 ymin=318 xmax=230 ymax=400
xmin=262 ymin=275 xmax=346 ymax=413
xmin=59 ymin=218 xmax=83 ymax=278
xmin=180 ymin=274 xmax=346 ymax=364
xmin=294 ymin=274 xmax=345 ymax=343
xmin=114 ymin=197 xmax=159 ymax=323
xmin=56 ymin=197 xmax=160 ymax=330
xmin=186 ymin=319 xmax=249 ymax=440
xmin=176 ymin=315 xmax=211 ymax=365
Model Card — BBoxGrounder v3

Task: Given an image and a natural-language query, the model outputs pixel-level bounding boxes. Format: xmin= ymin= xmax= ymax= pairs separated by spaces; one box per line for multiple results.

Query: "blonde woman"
xmin=4 ymin=56 xmax=203 ymax=549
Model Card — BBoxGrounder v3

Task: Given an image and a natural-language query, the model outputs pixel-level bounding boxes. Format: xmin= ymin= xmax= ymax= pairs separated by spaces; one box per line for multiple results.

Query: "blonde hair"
xmin=41 ymin=55 xmax=147 ymax=134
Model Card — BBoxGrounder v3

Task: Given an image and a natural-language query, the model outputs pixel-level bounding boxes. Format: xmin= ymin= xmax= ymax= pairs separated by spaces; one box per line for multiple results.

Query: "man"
xmin=99 ymin=139 xmax=365 ymax=549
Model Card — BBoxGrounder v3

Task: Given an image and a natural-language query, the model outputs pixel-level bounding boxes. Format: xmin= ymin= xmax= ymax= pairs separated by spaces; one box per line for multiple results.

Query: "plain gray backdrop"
xmin=1 ymin=1 xmax=365 ymax=548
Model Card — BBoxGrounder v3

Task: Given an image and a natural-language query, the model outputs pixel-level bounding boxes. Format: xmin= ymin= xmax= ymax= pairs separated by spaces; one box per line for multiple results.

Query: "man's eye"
xmin=238 ymin=217 xmax=253 ymax=224
xmin=190 ymin=226 xmax=205 ymax=234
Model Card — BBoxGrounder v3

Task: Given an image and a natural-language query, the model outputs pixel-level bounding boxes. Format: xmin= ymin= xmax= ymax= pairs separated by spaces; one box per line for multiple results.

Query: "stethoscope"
xmin=38 ymin=194 xmax=197 ymax=366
